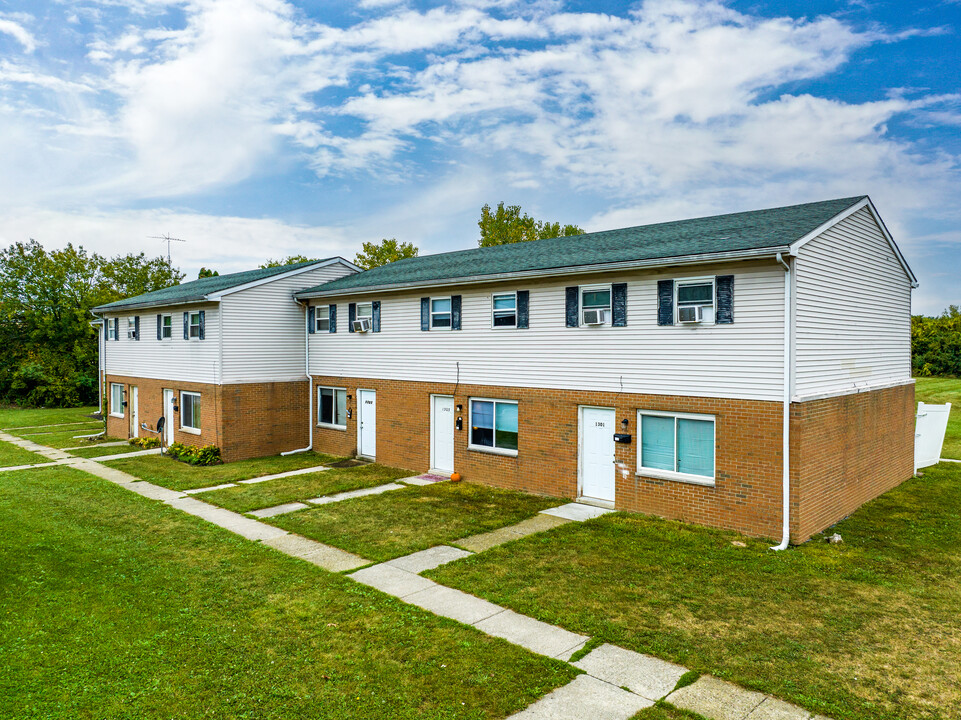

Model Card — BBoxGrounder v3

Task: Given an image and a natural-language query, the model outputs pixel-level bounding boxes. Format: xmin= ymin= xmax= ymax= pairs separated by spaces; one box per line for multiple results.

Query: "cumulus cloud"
xmin=0 ymin=18 xmax=36 ymax=52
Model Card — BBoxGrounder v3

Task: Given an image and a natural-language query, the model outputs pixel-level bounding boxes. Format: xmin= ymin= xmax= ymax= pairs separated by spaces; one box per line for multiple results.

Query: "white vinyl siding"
xmin=104 ymin=304 xmax=220 ymax=384
xmin=794 ymin=206 xmax=912 ymax=399
xmin=221 ymin=262 xmax=356 ymax=383
xmin=308 ymin=262 xmax=786 ymax=401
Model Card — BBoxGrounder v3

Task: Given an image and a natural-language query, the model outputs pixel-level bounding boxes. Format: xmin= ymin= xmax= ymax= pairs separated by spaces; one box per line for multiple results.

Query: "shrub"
xmin=128 ymin=436 xmax=160 ymax=449
xmin=166 ymin=442 xmax=222 ymax=466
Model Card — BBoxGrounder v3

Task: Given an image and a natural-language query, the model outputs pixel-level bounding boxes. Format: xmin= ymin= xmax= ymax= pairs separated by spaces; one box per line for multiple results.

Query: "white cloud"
xmin=0 ymin=18 xmax=37 ymax=52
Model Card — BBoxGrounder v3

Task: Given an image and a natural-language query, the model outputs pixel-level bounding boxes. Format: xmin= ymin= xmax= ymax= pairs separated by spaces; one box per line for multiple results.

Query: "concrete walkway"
xmin=2 ymin=430 xmax=834 ymax=720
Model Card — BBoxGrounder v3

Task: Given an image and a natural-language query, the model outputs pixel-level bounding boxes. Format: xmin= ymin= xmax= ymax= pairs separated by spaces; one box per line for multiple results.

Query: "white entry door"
xmin=163 ymin=389 xmax=175 ymax=446
xmin=431 ymin=395 xmax=455 ymax=474
xmin=358 ymin=389 xmax=377 ymax=458
xmin=129 ymin=385 xmax=139 ymax=438
xmin=580 ymin=406 xmax=615 ymax=503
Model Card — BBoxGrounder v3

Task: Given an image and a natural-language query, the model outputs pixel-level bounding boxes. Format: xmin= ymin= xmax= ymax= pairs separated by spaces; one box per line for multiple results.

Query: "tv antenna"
xmin=148 ymin=234 xmax=186 ymax=267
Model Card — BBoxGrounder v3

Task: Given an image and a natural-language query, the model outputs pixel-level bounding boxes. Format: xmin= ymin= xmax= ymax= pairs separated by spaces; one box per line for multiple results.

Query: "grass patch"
xmin=429 ymin=463 xmax=961 ymax=720
xmin=0 ymin=405 xmax=99 ymax=428
xmin=915 ymin=377 xmax=961 ymax=459
xmin=0 ymin=464 xmax=577 ymax=719
xmin=105 ymin=451 xmax=345 ymax=491
xmin=67 ymin=444 xmax=146 ymax=459
xmin=268 ymin=481 xmax=562 ymax=562
xmin=8 ymin=426 xmax=109 ymax=449
xmin=200 ymin=464 xmax=413 ymax=513
xmin=0 ymin=440 xmax=48 ymax=468
xmin=631 ymin=704 xmax=711 ymax=720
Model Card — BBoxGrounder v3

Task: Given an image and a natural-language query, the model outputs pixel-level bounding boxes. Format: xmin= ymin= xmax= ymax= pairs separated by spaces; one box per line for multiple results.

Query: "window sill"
xmin=468 ymin=445 xmax=518 ymax=458
xmin=317 ymin=423 xmax=347 ymax=431
xmin=109 ymin=413 xmax=124 ymax=419
xmin=636 ymin=468 xmax=715 ymax=487
xmin=180 ymin=426 xmax=201 ymax=435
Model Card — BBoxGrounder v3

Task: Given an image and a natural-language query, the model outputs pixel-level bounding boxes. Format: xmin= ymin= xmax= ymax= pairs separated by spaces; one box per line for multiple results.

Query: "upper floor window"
xmin=580 ymin=286 xmax=611 ymax=326
xmin=676 ymin=278 xmax=715 ymax=324
xmin=316 ymin=305 xmax=330 ymax=333
xmin=160 ymin=314 xmax=172 ymax=339
xmin=126 ymin=317 xmax=138 ymax=339
xmin=107 ymin=320 xmax=117 ymax=341
xmin=431 ymin=297 xmax=452 ymax=329
xmin=189 ymin=312 xmax=202 ymax=339
xmin=492 ymin=293 xmax=517 ymax=328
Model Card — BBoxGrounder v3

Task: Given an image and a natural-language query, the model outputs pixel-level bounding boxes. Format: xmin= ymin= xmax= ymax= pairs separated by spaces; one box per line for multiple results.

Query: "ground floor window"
xmin=181 ymin=391 xmax=201 ymax=432
xmin=638 ymin=410 xmax=714 ymax=482
xmin=110 ymin=383 xmax=124 ymax=417
xmin=318 ymin=386 xmax=347 ymax=428
xmin=469 ymin=399 xmax=518 ymax=454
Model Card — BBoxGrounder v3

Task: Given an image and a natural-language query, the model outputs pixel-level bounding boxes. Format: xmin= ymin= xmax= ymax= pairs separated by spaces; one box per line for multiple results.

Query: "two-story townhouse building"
xmin=93 ymin=258 xmax=358 ymax=461
xmin=294 ymin=196 xmax=917 ymax=544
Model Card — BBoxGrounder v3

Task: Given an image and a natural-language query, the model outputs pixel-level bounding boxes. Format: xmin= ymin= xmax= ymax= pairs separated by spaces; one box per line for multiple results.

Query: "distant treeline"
xmin=912 ymin=306 xmax=961 ymax=378
xmin=0 ymin=241 xmax=183 ymax=407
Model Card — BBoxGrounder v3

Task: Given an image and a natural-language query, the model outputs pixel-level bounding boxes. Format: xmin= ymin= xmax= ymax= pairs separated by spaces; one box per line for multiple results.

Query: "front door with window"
xmin=358 ymin=389 xmax=377 ymax=459
xmin=431 ymin=395 xmax=454 ymax=474
xmin=163 ymin=389 xmax=174 ymax=446
xmin=580 ymin=406 xmax=615 ymax=503
xmin=128 ymin=385 xmax=139 ymax=438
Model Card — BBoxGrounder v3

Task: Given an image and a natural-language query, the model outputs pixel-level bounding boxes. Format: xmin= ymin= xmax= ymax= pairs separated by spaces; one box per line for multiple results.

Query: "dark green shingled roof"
xmin=298 ymin=196 xmax=866 ymax=296
xmin=95 ymin=259 xmax=335 ymax=312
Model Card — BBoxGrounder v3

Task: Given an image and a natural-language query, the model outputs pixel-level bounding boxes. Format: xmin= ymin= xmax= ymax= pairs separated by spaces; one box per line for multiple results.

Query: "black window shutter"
xmin=329 ymin=305 xmax=337 ymax=333
xmin=565 ymin=287 xmax=579 ymax=327
xmin=372 ymin=301 xmax=381 ymax=333
xmin=198 ymin=310 xmax=205 ymax=340
xmin=715 ymin=275 xmax=734 ymax=324
xmin=308 ymin=306 xmax=315 ymax=334
xmin=348 ymin=302 xmax=356 ymax=332
xmin=517 ymin=290 xmax=529 ymax=329
xmin=183 ymin=312 xmax=189 ymax=339
xmin=420 ymin=297 xmax=430 ymax=331
xmin=657 ymin=280 xmax=674 ymax=326
xmin=157 ymin=314 xmax=162 ymax=340
xmin=134 ymin=315 xmax=140 ymax=340
xmin=451 ymin=295 xmax=462 ymax=330
xmin=612 ymin=283 xmax=628 ymax=327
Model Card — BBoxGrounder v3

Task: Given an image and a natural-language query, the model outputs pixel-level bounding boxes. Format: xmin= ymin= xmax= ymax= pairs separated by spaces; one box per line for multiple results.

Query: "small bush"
xmin=166 ymin=442 xmax=222 ymax=466
xmin=128 ymin=436 xmax=160 ymax=449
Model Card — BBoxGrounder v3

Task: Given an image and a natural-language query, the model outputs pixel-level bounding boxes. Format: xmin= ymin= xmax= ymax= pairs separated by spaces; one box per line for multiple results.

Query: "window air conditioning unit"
xmin=582 ymin=309 xmax=605 ymax=325
xmin=352 ymin=317 xmax=372 ymax=333
xmin=678 ymin=305 xmax=704 ymax=323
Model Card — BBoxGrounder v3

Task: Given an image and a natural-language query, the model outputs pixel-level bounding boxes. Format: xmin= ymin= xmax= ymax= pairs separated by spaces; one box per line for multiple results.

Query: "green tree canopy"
xmin=260 ymin=255 xmax=317 ymax=269
xmin=478 ymin=202 xmax=583 ymax=247
xmin=913 ymin=305 xmax=961 ymax=377
xmin=354 ymin=238 xmax=419 ymax=270
xmin=198 ymin=267 xmax=219 ymax=278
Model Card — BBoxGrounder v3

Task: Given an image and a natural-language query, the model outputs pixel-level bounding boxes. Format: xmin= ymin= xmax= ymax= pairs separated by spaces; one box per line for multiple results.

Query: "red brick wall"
xmin=311 ymin=375 xmax=787 ymax=539
xmin=791 ymin=382 xmax=915 ymax=541
xmin=103 ymin=375 xmax=309 ymax=462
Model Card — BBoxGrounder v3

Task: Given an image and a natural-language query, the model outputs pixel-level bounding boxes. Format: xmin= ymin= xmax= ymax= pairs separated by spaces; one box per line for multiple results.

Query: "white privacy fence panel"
xmin=915 ymin=402 xmax=951 ymax=470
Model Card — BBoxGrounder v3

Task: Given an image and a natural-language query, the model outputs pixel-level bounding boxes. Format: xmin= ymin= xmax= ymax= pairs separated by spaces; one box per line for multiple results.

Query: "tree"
xmin=198 ymin=267 xmax=219 ymax=278
xmin=98 ymin=253 xmax=184 ymax=304
xmin=912 ymin=305 xmax=961 ymax=377
xmin=260 ymin=255 xmax=317 ymax=269
xmin=354 ymin=238 xmax=419 ymax=270
xmin=478 ymin=202 xmax=583 ymax=247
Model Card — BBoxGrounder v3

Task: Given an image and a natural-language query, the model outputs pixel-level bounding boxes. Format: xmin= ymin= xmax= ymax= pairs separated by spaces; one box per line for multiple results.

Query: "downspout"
xmin=87 ymin=310 xmax=107 ymax=438
xmin=282 ymin=299 xmax=313 ymax=455
xmin=771 ymin=252 xmax=792 ymax=551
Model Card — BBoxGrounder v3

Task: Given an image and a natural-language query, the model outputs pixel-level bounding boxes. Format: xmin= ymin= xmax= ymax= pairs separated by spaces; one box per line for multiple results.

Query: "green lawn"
xmin=200 ymin=464 xmax=413 ymax=513
xmin=429 ymin=463 xmax=961 ymax=720
xmin=0 ymin=464 xmax=576 ymax=719
xmin=12 ymin=427 xmax=111 ymax=449
xmin=67 ymin=443 xmax=145 ymax=458
xmin=0 ymin=440 xmax=48 ymax=468
xmin=106 ymin=451 xmax=345 ymax=491
xmin=0 ymin=405 xmax=99 ymax=428
xmin=915 ymin=377 xmax=961 ymax=459
xmin=268 ymin=482 xmax=562 ymax=562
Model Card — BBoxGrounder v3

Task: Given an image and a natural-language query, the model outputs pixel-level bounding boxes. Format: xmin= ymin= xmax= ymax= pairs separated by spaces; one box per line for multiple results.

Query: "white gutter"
xmin=282 ymin=299 xmax=313 ymax=456
xmin=771 ymin=252 xmax=793 ymax=551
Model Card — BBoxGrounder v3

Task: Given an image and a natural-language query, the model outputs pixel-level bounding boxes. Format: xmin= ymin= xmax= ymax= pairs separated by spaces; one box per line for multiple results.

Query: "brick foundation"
xmin=311 ymin=375 xmax=914 ymax=542
xmin=103 ymin=375 xmax=308 ymax=462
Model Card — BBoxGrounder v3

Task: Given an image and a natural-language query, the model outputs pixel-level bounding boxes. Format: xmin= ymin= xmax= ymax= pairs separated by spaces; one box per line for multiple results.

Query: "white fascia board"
xmin=94 ymin=298 xmax=219 ymax=315
xmin=789 ymin=197 xmax=919 ymax=288
xmin=208 ymin=257 xmax=359 ymax=300
xmin=295 ymin=247 xmax=789 ymax=299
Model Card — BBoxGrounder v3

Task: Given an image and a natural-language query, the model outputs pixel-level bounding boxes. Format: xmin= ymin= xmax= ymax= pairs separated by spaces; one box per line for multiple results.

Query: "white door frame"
xmin=129 ymin=385 xmax=139 ymax=438
xmin=577 ymin=404 xmax=616 ymax=505
xmin=163 ymin=389 xmax=175 ymax=446
xmin=356 ymin=388 xmax=376 ymax=459
xmin=430 ymin=394 xmax=455 ymax=474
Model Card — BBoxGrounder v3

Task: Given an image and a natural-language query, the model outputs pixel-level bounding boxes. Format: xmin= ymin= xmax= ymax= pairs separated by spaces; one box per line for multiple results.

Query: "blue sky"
xmin=0 ymin=0 xmax=958 ymax=313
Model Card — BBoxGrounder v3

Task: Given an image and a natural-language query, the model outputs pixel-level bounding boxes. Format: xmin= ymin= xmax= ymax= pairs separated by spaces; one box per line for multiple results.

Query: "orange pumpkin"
xmin=450 ymin=472 xmax=462 ymax=482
